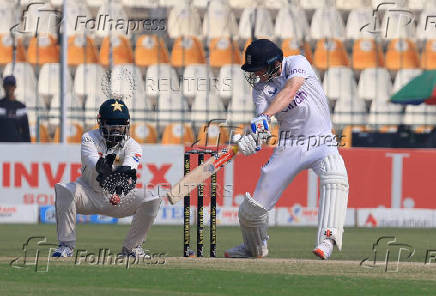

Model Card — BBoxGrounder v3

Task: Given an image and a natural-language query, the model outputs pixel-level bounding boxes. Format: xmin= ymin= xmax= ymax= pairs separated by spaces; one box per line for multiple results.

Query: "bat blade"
xmin=167 ymin=145 xmax=238 ymax=205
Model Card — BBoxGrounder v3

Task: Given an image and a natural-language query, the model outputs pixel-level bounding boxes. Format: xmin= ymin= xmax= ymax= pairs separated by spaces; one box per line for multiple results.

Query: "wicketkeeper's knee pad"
xmin=239 ymin=192 xmax=269 ymax=257
xmin=316 ymin=154 xmax=349 ymax=251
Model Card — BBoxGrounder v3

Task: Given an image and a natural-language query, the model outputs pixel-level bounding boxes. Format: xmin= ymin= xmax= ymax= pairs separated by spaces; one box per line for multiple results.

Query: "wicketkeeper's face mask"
xmin=99 ymin=120 xmax=130 ymax=148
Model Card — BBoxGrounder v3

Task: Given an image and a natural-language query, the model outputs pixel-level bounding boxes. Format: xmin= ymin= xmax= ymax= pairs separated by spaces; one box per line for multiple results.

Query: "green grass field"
xmin=1 ymin=224 xmax=436 ymax=295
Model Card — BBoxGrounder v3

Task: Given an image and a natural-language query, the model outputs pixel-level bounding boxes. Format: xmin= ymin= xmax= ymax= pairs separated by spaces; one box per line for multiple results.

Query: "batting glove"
xmin=233 ymin=133 xmax=258 ymax=156
xmin=250 ymin=114 xmax=270 ymax=135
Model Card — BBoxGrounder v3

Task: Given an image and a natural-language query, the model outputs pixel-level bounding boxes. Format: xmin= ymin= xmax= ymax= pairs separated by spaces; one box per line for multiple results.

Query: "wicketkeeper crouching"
xmin=52 ymin=99 xmax=162 ymax=258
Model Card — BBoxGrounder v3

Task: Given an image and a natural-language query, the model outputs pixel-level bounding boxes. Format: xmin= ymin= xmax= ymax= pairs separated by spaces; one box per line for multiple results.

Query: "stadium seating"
xmin=345 ymin=8 xmax=375 ymax=40
xmin=27 ymin=35 xmax=60 ymax=65
xmin=3 ymin=63 xmax=37 ymax=111
xmin=403 ymin=105 xmax=436 ymax=125
xmin=20 ymin=2 xmax=58 ymax=37
xmin=336 ymin=0 xmax=365 ymax=10
xmin=209 ymin=38 xmax=241 ymax=68
xmin=53 ymin=122 xmax=84 ymax=143
xmin=352 ymin=39 xmax=385 ymax=70
xmin=170 ymin=36 xmax=206 ymax=67
xmin=281 ymin=39 xmax=313 ymax=63
xmin=130 ymin=122 xmax=158 ymax=143
xmin=135 ymin=35 xmax=170 ymax=67
xmin=300 ymin=0 xmax=327 ymax=9
xmin=67 ymin=35 xmax=99 ymax=66
xmin=145 ymin=63 xmax=181 ymax=101
xmin=333 ymin=97 xmax=367 ymax=125
xmin=99 ymin=35 xmax=134 ymax=66
xmin=196 ymin=123 xmax=229 ymax=146
xmin=0 ymin=35 xmax=27 ymax=65
xmin=167 ymin=5 xmax=202 ymax=39
xmin=182 ymin=64 xmax=215 ymax=101
xmin=202 ymin=0 xmax=238 ymax=39
xmin=381 ymin=10 xmax=416 ymax=40
xmin=385 ymin=39 xmax=420 ymax=70
xmin=38 ymin=63 xmax=73 ymax=110
xmin=156 ymin=93 xmax=190 ymax=126
xmin=367 ymin=100 xmax=403 ymax=125
xmin=0 ymin=0 xmax=16 ymax=35
xmin=191 ymin=92 xmax=226 ymax=126
xmin=239 ymin=7 xmax=274 ymax=39
xmin=217 ymin=64 xmax=250 ymax=106
xmin=161 ymin=123 xmax=195 ymax=145
xmin=30 ymin=122 xmax=51 ymax=143
xmin=274 ymin=5 xmax=310 ymax=40
xmin=392 ymin=69 xmax=423 ymax=93
xmin=227 ymin=93 xmax=255 ymax=124
xmin=310 ymin=8 xmax=346 ymax=40
xmin=313 ymin=39 xmax=349 ymax=70
xmin=323 ymin=67 xmax=358 ymax=103
xmin=358 ymin=68 xmax=392 ymax=102
xmin=420 ymin=40 xmax=436 ymax=69
xmin=417 ymin=10 xmax=436 ymax=41
xmin=95 ymin=1 xmax=129 ymax=40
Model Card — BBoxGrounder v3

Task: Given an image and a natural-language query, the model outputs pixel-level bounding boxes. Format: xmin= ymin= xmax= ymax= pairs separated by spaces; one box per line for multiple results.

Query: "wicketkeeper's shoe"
xmin=121 ymin=245 xmax=151 ymax=258
xmin=52 ymin=244 xmax=74 ymax=257
xmin=224 ymin=243 xmax=269 ymax=258
xmin=312 ymin=239 xmax=334 ymax=260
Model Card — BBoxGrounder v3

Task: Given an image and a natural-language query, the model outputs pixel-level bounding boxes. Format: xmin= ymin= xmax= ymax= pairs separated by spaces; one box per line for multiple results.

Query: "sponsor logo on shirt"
xmin=281 ymin=90 xmax=307 ymax=112
xmin=290 ymin=68 xmax=305 ymax=75
xmin=133 ymin=153 xmax=142 ymax=163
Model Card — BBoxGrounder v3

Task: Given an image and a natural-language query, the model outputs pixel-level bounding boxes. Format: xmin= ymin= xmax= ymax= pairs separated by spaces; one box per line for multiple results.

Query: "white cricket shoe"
xmin=312 ymin=239 xmax=334 ymax=260
xmin=52 ymin=244 xmax=74 ymax=257
xmin=224 ymin=243 xmax=269 ymax=258
xmin=121 ymin=245 xmax=151 ymax=258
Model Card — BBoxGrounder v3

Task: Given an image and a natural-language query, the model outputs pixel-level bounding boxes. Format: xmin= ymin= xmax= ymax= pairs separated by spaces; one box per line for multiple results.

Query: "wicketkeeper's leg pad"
xmin=315 ymin=153 xmax=349 ymax=251
xmin=123 ymin=197 xmax=162 ymax=250
xmin=239 ymin=192 xmax=269 ymax=257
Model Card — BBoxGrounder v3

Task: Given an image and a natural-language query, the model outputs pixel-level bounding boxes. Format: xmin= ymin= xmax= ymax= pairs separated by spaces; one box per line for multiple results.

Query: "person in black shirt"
xmin=0 ymin=75 xmax=30 ymax=142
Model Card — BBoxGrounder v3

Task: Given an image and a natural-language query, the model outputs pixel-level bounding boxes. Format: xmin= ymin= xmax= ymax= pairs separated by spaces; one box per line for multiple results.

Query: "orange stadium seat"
xmin=385 ymin=39 xmax=419 ymax=70
xmin=420 ymin=40 xmax=436 ymax=70
xmin=27 ymin=34 xmax=59 ymax=65
xmin=313 ymin=39 xmax=349 ymax=70
xmin=30 ymin=122 xmax=51 ymax=143
xmin=161 ymin=123 xmax=195 ymax=145
xmin=99 ymin=35 xmax=134 ymax=66
xmin=53 ymin=122 xmax=84 ymax=143
xmin=67 ymin=35 xmax=99 ymax=66
xmin=196 ymin=123 xmax=229 ymax=147
xmin=281 ymin=39 xmax=313 ymax=63
xmin=352 ymin=39 xmax=384 ymax=70
xmin=171 ymin=36 xmax=206 ymax=67
xmin=130 ymin=122 xmax=158 ymax=143
xmin=340 ymin=125 xmax=368 ymax=148
xmin=209 ymin=38 xmax=241 ymax=67
xmin=0 ymin=34 xmax=26 ymax=65
xmin=135 ymin=35 xmax=169 ymax=67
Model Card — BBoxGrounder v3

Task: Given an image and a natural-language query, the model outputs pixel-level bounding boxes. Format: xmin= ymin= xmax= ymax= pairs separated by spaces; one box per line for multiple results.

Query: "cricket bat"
xmin=167 ymin=145 xmax=239 ymax=205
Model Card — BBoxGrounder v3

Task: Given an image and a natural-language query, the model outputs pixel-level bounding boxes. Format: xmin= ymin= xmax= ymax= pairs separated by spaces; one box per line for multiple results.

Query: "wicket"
xmin=183 ymin=150 xmax=217 ymax=257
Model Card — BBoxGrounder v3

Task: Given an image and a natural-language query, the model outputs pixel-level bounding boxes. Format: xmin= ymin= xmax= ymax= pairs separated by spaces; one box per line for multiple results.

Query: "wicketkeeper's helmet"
xmin=241 ymin=39 xmax=283 ymax=87
xmin=98 ymin=99 xmax=130 ymax=148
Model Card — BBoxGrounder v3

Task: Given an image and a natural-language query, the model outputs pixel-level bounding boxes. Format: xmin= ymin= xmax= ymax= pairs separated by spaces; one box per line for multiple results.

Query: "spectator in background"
xmin=0 ymin=75 xmax=30 ymax=142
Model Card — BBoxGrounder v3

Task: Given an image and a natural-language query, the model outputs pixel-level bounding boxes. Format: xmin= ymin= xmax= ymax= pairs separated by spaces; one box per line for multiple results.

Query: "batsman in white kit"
xmin=52 ymin=99 xmax=161 ymax=258
xmin=225 ymin=39 xmax=349 ymax=260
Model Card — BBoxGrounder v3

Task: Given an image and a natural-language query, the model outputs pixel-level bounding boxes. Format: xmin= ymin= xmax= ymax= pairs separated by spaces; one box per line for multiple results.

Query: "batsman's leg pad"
xmin=315 ymin=154 xmax=349 ymax=251
xmin=54 ymin=183 xmax=77 ymax=248
xmin=239 ymin=192 xmax=269 ymax=257
xmin=123 ymin=197 xmax=162 ymax=250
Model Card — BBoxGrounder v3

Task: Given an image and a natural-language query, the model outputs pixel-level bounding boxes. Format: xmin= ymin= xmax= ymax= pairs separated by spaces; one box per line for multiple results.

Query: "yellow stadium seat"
xmin=281 ymin=39 xmax=313 ymax=63
xmin=385 ymin=39 xmax=419 ymax=70
xmin=30 ymin=122 xmax=51 ymax=143
xmin=196 ymin=123 xmax=229 ymax=147
xmin=161 ymin=123 xmax=195 ymax=145
xmin=0 ymin=34 xmax=26 ymax=65
xmin=99 ymin=35 xmax=134 ymax=66
xmin=340 ymin=125 xmax=367 ymax=148
xmin=130 ymin=122 xmax=158 ymax=143
xmin=135 ymin=35 xmax=169 ymax=67
xmin=313 ymin=39 xmax=349 ymax=70
xmin=352 ymin=39 xmax=384 ymax=70
xmin=209 ymin=38 xmax=241 ymax=67
xmin=53 ymin=122 xmax=84 ymax=143
xmin=27 ymin=34 xmax=59 ymax=65
xmin=170 ymin=36 xmax=206 ymax=67
xmin=67 ymin=35 xmax=99 ymax=66
xmin=420 ymin=40 xmax=436 ymax=70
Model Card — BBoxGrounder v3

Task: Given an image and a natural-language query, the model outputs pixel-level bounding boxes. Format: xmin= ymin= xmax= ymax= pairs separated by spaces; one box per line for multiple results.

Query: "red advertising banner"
xmin=233 ymin=147 xmax=436 ymax=209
